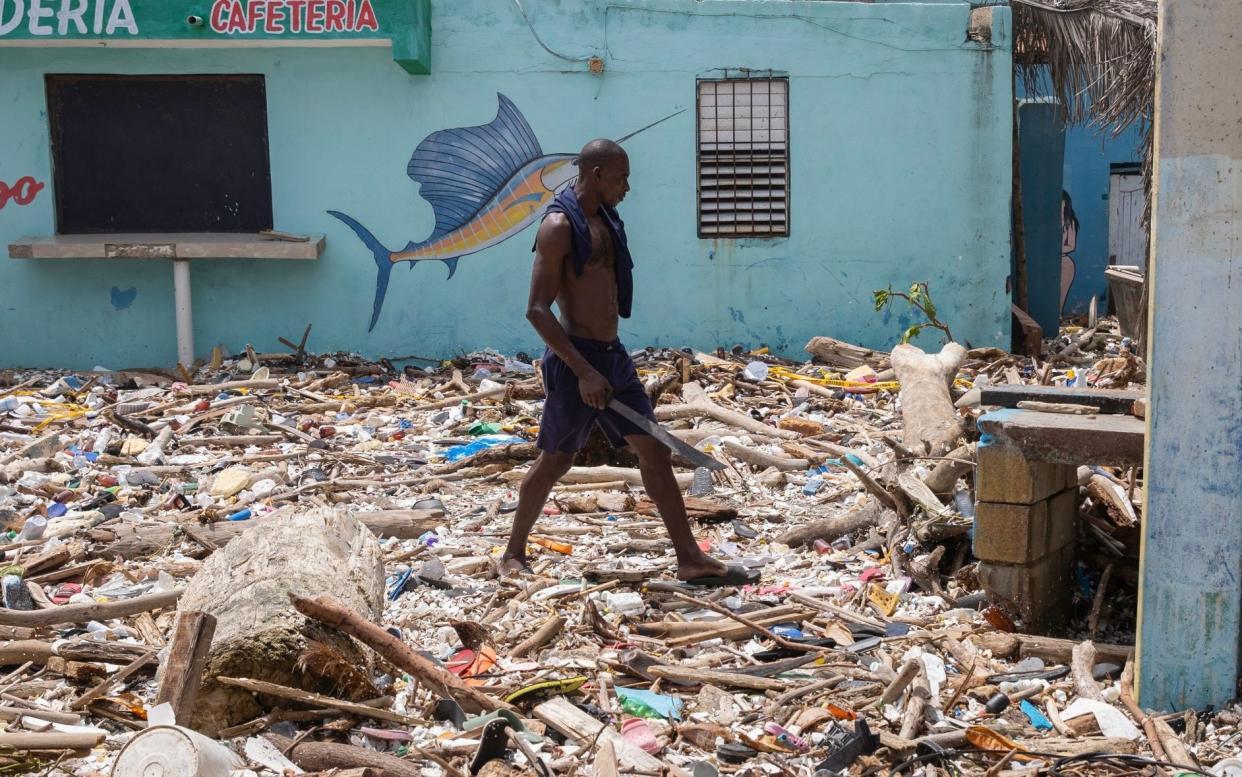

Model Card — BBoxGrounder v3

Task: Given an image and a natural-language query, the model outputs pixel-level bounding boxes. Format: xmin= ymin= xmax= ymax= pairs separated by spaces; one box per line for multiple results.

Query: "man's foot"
xmin=675 ymin=554 xmax=760 ymax=588
xmin=674 ymin=554 xmax=730 ymax=582
xmin=498 ymin=555 xmax=533 ymax=577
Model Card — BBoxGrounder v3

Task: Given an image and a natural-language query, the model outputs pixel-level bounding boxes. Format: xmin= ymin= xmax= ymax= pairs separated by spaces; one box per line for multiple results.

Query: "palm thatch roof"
xmin=1013 ymin=0 xmax=1155 ymax=135
xmin=1012 ymin=0 xmax=1156 ymax=223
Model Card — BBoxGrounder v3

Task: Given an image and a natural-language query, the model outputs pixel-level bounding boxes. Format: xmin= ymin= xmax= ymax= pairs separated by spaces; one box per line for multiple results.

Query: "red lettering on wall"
xmin=0 ymin=177 xmax=45 ymax=211
xmin=265 ymin=2 xmax=285 ymax=33
xmin=305 ymin=0 xmax=324 ymax=32
xmin=210 ymin=0 xmax=230 ymax=32
xmin=324 ymin=0 xmax=345 ymax=32
xmin=355 ymin=0 xmax=378 ymax=31
xmin=226 ymin=0 xmax=247 ymax=32
xmin=245 ymin=0 xmax=264 ymax=32
xmin=204 ymin=0 xmax=380 ymax=35
xmin=286 ymin=0 xmax=307 ymax=31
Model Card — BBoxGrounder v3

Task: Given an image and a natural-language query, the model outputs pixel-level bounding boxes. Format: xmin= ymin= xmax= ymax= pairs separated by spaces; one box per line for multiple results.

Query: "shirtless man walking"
xmin=499 ymin=139 xmax=756 ymax=587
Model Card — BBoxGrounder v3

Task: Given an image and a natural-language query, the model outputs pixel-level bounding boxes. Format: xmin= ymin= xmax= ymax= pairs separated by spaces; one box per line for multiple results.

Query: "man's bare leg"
xmin=626 ymin=435 xmax=729 ymax=580
xmin=500 ymin=450 xmax=575 ymax=575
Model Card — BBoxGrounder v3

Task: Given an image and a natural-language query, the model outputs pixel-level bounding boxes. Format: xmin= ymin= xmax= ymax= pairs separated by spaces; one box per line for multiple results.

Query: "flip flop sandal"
xmin=502 ymin=675 xmax=587 ymax=705
xmin=683 ymin=563 xmax=761 ymax=588
xmin=620 ymin=718 xmax=662 ymax=755
xmin=468 ymin=718 xmax=512 ymax=775
xmin=434 ymin=698 xmax=467 ymax=730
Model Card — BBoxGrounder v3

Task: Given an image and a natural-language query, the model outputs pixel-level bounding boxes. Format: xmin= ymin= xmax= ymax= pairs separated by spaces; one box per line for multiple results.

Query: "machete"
xmin=607 ymin=398 xmax=726 ymax=471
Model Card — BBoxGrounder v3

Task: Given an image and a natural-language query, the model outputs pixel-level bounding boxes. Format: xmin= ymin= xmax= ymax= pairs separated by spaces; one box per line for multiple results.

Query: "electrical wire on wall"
xmin=512 ymin=0 xmax=593 ymax=62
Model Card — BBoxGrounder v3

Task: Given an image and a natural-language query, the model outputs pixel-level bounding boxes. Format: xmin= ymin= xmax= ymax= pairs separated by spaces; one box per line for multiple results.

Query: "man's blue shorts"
xmin=536 ymin=336 xmax=657 ymax=454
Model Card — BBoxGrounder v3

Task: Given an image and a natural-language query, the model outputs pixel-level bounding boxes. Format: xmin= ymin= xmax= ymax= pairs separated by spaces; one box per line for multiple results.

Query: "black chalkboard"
xmin=46 ymin=74 xmax=273 ymax=234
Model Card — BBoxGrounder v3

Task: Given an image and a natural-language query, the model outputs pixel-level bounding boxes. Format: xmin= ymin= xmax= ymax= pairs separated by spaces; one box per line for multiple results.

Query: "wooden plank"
xmin=153 ymin=611 xmax=216 ymax=724
xmin=981 ymin=384 xmax=1143 ymax=414
xmin=533 ymin=697 xmax=663 ymax=773
xmin=978 ymin=409 xmax=1144 ymax=466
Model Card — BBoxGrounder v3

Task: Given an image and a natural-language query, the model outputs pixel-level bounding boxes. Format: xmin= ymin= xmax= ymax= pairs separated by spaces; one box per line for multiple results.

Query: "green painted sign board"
xmin=0 ymin=0 xmax=431 ymax=73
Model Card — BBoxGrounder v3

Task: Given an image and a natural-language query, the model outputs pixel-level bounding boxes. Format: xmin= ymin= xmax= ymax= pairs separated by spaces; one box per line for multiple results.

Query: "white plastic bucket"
xmin=111 ymin=725 xmax=243 ymax=777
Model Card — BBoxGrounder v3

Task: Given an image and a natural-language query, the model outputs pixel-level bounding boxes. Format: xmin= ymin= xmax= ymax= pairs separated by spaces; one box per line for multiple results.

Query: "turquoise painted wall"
xmin=1061 ymin=122 xmax=1145 ymax=315
xmin=0 ymin=0 xmax=1013 ymax=369
xmin=1017 ymin=71 xmax=1147 ymax=317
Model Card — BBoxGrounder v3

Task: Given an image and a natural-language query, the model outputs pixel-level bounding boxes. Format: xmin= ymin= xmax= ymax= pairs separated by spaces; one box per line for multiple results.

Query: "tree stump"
xmin=172 ymin=508 xmax=385 ymax=736
xmin=891 ymin=342 xmax=967 ymax=457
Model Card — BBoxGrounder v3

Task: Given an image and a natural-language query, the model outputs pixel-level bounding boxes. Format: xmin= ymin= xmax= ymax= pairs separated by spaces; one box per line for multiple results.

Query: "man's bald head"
xmin=578 ymin=139 xmax=627 ymax=174
xmin=576 ymin=139 xmax=630 ymax=208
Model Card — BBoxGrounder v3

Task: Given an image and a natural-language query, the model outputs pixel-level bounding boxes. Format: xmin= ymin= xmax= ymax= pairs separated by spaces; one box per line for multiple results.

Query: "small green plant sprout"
xmin=873 ymin=281 xmax=955 ymax=344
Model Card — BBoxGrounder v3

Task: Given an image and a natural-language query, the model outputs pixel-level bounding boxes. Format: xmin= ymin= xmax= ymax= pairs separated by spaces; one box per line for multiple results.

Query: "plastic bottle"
xmin=953 ymin=489 xmax=975 ymax=518
xmin=18 ymin=516 xmax=47 ymax=541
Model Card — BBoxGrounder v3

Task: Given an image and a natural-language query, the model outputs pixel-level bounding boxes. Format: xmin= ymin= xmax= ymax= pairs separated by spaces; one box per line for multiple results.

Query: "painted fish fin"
xmin=407 ymin=93 xmax=544 ymax=241
xmin=327 ymin=210 xmax=397 ymax=332
xmin=442 ymin=257 xmax=460 ymax=279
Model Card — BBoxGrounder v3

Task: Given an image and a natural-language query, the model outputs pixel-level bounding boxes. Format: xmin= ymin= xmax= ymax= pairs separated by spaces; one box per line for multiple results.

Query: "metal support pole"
xmin=172 ymin=258 xmax=195 ymax=369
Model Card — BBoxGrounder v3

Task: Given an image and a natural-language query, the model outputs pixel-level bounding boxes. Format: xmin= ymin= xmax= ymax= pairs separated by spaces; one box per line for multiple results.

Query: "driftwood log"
xmin=972 ymin=632 xmax=1133 ymax=664
xmin=891 ymin=343 xmax=967 ymax=456
xmin=175 ymin=508 xmax=385 ymax=736
xmin=289 ymin=593 xmax=510 ymax=714
xmin=264 ymin=734 xmax=423 ymax=777
xmin=86 ymin=509 xmax=443 ymax=560
xmin=775 ymin=499 xmax=886 ymax=548
xmin=804 ymin=336 xmax=891 ymax=371
xmin=923 ymin=443 xmax=976 ymax=494
xmin=655 ymin=382 xmax=799 ymax=440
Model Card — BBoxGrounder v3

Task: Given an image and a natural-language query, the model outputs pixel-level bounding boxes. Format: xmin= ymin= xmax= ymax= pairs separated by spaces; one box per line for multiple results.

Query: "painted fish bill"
xmin=607 ymin=399 xmax=726 ymax=471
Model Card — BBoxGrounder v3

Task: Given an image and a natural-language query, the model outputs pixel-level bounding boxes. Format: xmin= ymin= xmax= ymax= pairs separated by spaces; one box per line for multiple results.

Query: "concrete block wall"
xmin=974 ymin=441 xmax=1078 ymax=627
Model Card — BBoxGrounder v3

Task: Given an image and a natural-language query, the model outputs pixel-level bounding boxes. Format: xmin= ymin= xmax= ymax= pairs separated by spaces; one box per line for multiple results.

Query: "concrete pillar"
xmin=1137 ymin=0 xmax=1242 ymax=710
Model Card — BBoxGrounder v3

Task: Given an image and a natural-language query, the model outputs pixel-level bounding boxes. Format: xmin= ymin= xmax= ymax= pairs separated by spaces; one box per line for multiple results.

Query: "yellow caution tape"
xmin=767 ymin=366 xmax=899 ymax=392
xmin=767 ymin=366 xmax=973 ymax=392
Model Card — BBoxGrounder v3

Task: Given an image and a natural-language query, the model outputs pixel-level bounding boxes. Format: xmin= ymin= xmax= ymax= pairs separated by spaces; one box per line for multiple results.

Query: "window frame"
xmin=695 ymin=74 xmax=791 ymax=239
xmin=45 ymin=73 xmax=275 ymax=236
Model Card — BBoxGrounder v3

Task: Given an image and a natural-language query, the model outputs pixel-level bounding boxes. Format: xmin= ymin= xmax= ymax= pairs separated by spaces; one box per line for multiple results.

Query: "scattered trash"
xmin=0 ymin=323 xmax=1204 ymax=777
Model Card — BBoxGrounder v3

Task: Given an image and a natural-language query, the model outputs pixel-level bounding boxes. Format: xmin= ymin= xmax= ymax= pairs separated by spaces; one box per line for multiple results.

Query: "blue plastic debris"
xmin=443 ymin=435 xmax=525 ymax=462
xmin=1019 ymin=699 xmax=1053 ymax=731
xmin=616 ymin=687 xmax=683 ymax=720
xmin=387 ymin=568 xmax=414 ymax=601
xmin=770 ymin=624 xmax=806 ymax=639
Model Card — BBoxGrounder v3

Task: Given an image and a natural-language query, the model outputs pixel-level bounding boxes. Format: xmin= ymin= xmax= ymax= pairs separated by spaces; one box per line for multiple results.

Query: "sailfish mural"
xmin=328 ymin=93 xmax=680 ymax=331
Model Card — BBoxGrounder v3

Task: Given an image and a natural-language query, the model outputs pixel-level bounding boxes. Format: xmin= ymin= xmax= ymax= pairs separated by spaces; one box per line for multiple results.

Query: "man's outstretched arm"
xmin=526 ymin=214 xmax=610 ymax=409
